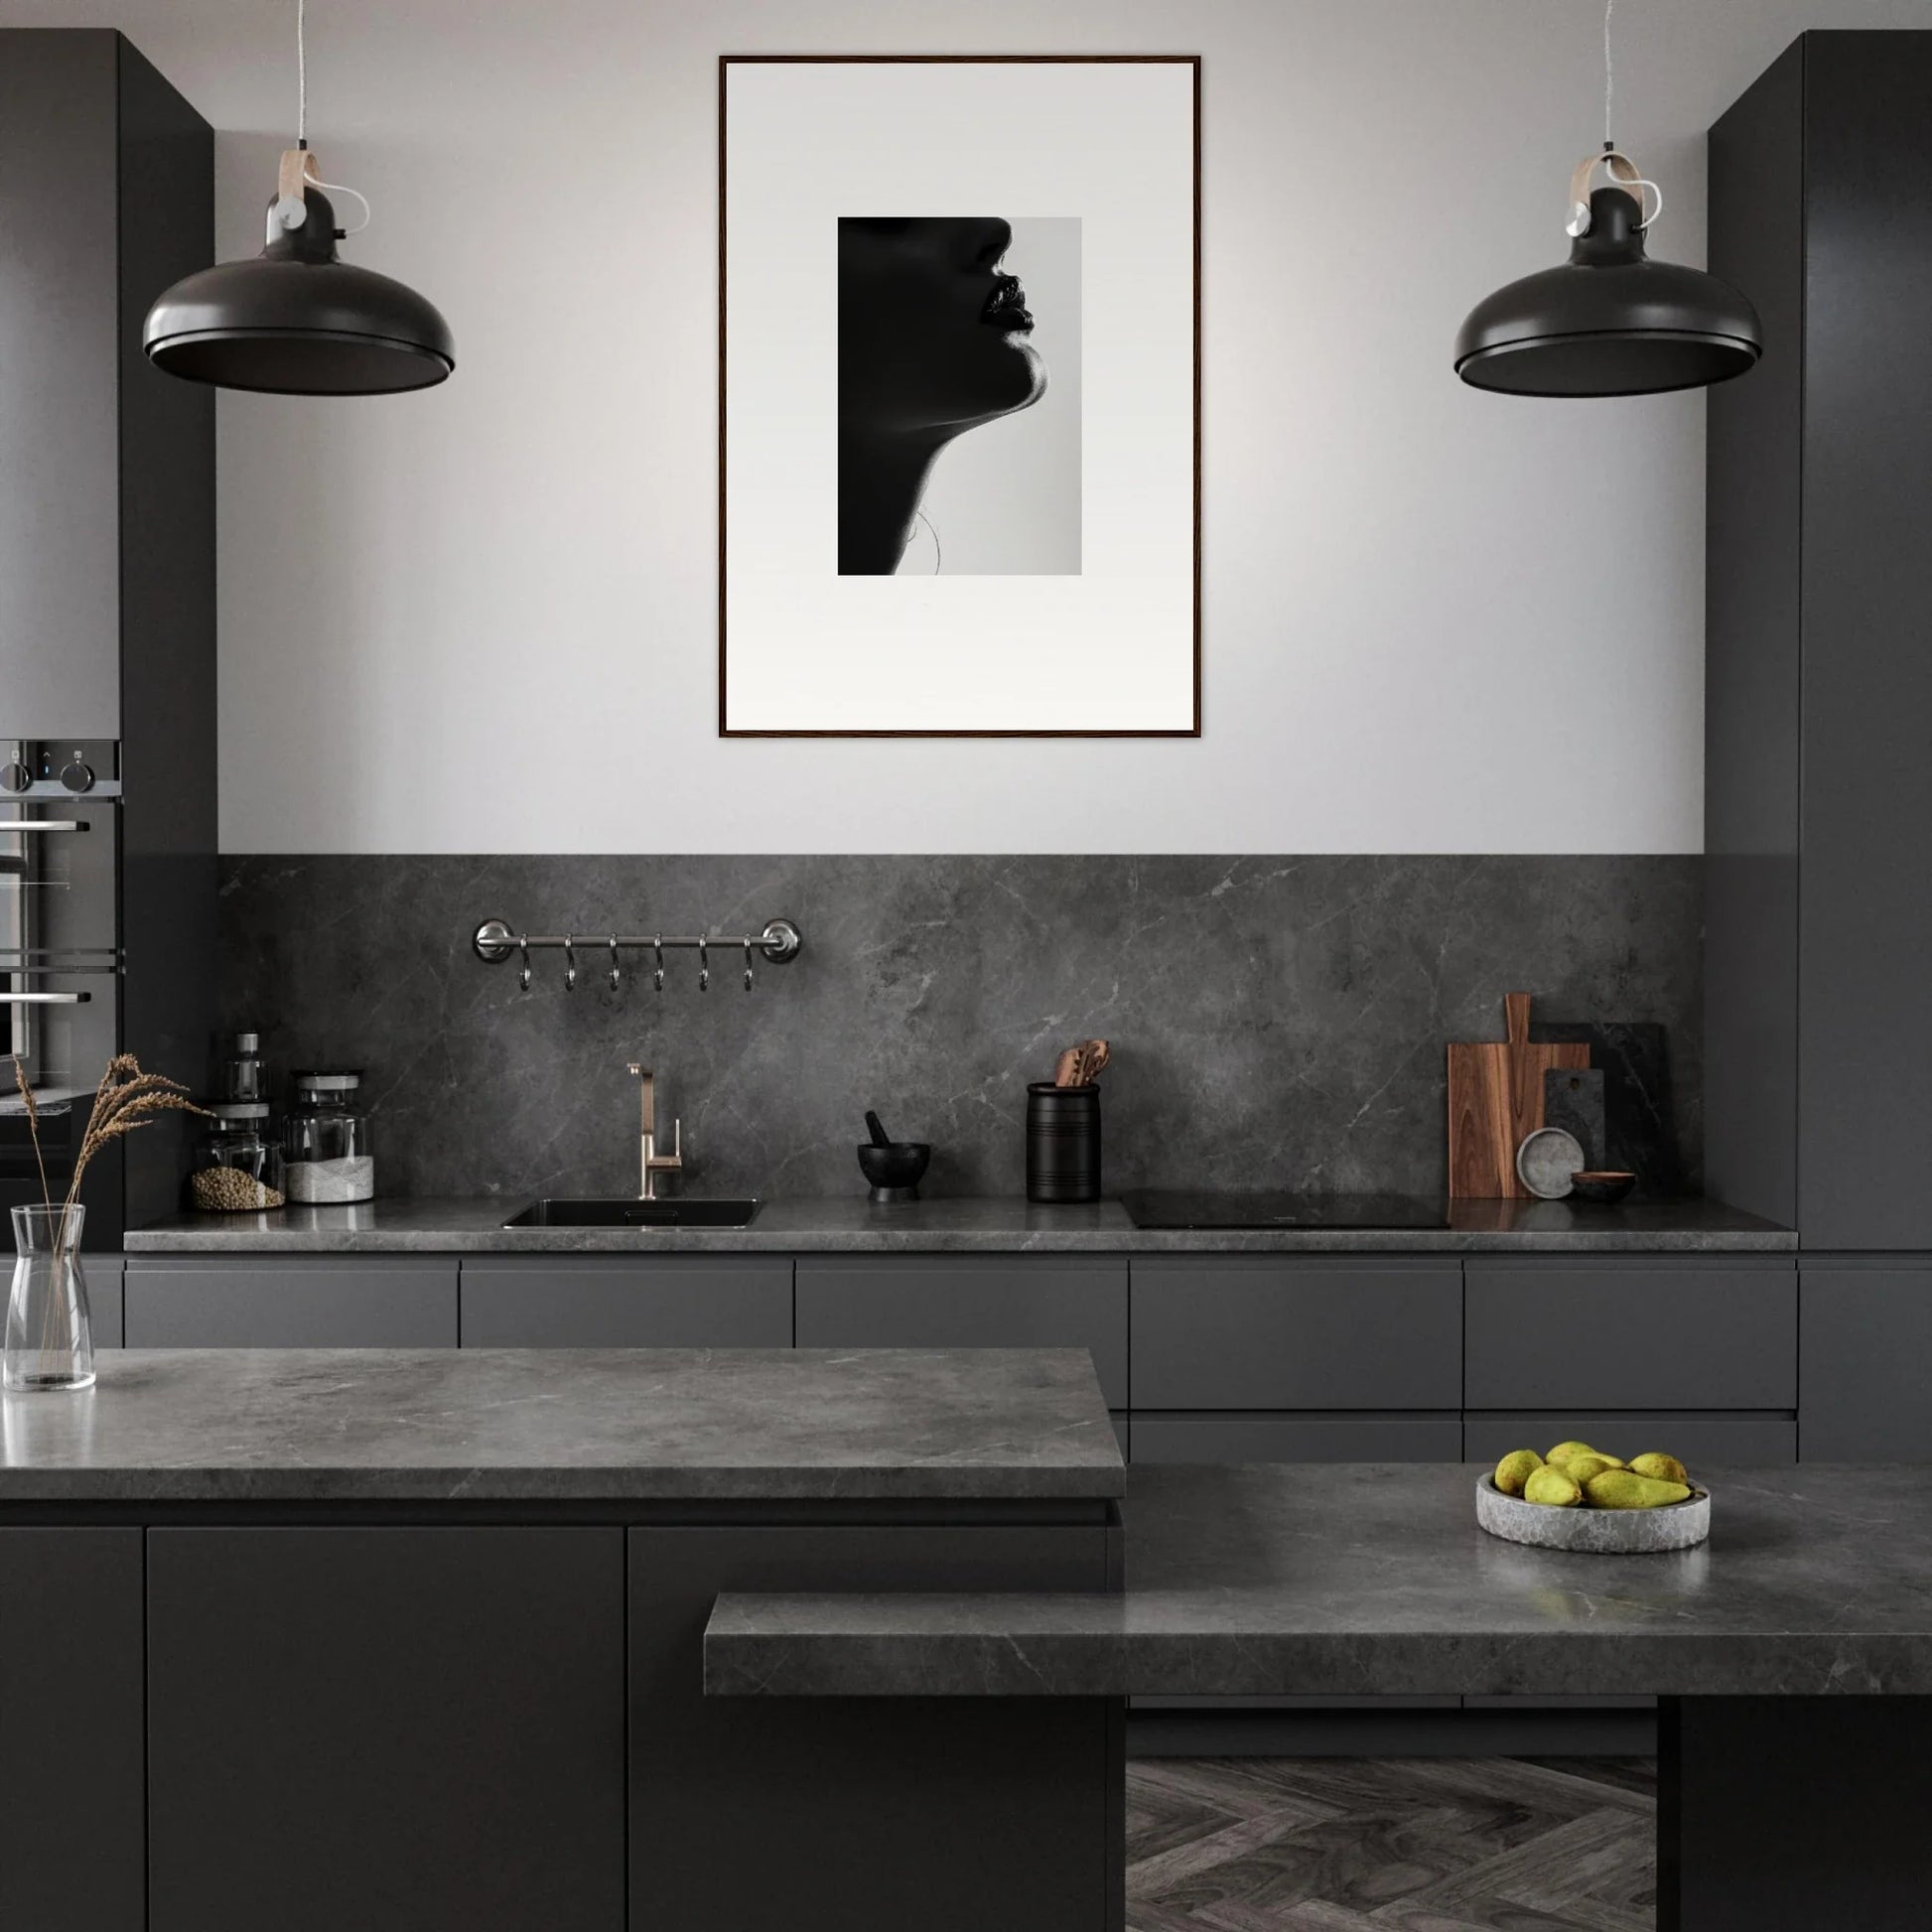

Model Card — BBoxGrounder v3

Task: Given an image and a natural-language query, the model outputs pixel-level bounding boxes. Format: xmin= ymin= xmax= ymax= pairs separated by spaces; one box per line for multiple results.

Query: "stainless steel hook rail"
xmin=471 ymin=916 xmax=802 ymax=994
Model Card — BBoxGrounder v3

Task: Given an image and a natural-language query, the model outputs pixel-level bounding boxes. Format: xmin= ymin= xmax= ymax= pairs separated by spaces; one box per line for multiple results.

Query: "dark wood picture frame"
xmin=718 ymin=54 xmax=1202 ymax=739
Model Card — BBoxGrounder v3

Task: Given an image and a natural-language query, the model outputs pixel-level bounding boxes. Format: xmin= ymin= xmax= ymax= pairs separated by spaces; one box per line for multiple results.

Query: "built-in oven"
xmin=1 ymin=742 xmax=123 ymax=1237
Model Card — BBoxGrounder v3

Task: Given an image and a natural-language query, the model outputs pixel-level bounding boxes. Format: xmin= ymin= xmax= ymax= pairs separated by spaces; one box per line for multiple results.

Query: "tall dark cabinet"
xmin=1707 ymin=31 xmax=1932 ymax=1250
xmin=0 ymin=30 xmax=214 ymax=1244
xmin=1707 ymin=32 xmax=1932 ymax=1456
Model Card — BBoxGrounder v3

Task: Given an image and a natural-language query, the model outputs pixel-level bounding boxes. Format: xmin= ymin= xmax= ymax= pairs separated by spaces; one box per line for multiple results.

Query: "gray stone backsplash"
xmin=215 ymin=856 xmax=1702 ymax=1204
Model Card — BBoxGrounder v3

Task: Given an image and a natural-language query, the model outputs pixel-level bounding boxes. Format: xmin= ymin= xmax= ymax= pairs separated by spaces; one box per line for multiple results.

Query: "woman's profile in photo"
xmin=837 ymin=216 xmax=1047 ymax=575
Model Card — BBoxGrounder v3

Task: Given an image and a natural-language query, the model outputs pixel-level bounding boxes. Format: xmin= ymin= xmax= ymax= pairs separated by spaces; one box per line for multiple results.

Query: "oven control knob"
xmin=0 ymin=761 xmax=29 ymax=794
xmin=60 ymin=759 xmax=95 ymax=794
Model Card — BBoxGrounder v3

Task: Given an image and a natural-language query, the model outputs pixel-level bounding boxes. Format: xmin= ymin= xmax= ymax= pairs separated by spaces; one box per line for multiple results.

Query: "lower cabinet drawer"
xmin=1464 ymin=1260 xmax=1796 ymax=1410
xmin=795 ymin=1258 xmax=1128 ymax=1409
xmin=124 ymin=1259 xmax=458 ymax=1347
xmin=1800 ymin=1266 xmax=1932 ymax=1460
xmin=1462 ymin=1412 xmax=1797 ymax=1466
xmin=460 ymin=1258 xmax=792 ymax=1348
xmin=1131 ymin=1414 xmax=1463 ymax=1463
xmin=1132 ymin=1259 xmax=1462 ymax=1411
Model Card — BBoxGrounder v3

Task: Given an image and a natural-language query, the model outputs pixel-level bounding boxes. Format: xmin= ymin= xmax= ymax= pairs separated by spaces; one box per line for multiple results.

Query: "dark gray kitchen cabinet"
xmin=1463 ymin=1260 xmax=1796 ymax=1411
xmin=460 ymin=1256 xmax=792 ymax=1348
xmin=0 ymin=1530 xmax=144 ymax=1932
xmin=628 ymin=1523 xmax=1116 ymax=1932
xmin=1132 ymin=1415 xmax=1461 ymax=1463
xmin=1462 ymin=1413 xmax=1797 ymax=1467
xmin=124 ymin=1257 xmax=458 ymax=1346
xmin=147 ymin=1527 xmax=625 ymax=1932
xmin=1708 ymin=33 xmax=1932 ymax=1250
xmin=83 ymin=1255 xmax=122 ymax=1347
xmin=1131 ymin=1258 xmax=1461 ymax=1412
xmin=1800 ymin=1264 xmax=1932 ymax=1460
xmin=795 ymin=1256 xmax=1128 ymax=1408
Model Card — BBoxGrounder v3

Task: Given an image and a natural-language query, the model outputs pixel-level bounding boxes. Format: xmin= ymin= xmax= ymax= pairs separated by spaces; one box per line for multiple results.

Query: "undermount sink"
xmin=502 ymin=1197 xmax=762 ymax=1229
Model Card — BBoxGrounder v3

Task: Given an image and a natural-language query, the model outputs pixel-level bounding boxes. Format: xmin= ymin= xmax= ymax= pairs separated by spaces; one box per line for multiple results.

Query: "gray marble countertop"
xmin=706 ymin=1461 xmax=1932 ymax=1698
xmin=122 ymin=1194 xmax=1795 ymax=1255
xmin=0 ymin=1347 xmax=1123 ymax=1504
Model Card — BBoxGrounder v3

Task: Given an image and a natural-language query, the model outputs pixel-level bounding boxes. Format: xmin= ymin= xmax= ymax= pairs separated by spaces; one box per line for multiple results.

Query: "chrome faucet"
xmin=624 ymin=1062 xmax=683 ymax=1199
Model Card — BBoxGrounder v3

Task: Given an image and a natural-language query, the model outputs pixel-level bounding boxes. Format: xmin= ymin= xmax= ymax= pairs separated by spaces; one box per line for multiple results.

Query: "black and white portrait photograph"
xmin=838 ymin=215 xmax=1081 ymax=578
xmin=722 ymin=57 xmax=1197 ymax=735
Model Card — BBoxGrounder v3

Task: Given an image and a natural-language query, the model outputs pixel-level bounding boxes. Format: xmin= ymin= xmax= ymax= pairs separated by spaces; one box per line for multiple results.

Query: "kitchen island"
xmin=713 ymin=1460 xmax=1932 ymax=1931
xmin=0 ymin=1347 xmax=1124 ymax=1932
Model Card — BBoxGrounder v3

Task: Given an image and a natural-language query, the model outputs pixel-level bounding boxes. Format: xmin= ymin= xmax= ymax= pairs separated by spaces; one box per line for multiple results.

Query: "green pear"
xmin=1629 ymin=1452 xmax=1690 ymax=1486
xmin=1524 ymin=1465 xmax=1584 ymax=1507
xmin=1494 ymin=1449 xmax=1543 ymax=1496
xmin=1585 ymin=1469 xmax=1693 ymax=1510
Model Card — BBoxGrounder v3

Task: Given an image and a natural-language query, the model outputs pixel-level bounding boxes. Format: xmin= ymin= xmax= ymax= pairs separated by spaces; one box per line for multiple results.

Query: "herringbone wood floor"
xmin=1126 ymin=1756 xmax=1656 ymax=1931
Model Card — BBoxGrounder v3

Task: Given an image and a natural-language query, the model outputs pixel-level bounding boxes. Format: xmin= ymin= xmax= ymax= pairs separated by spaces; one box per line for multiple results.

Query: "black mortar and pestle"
xmin=858 ymin=1110 xmax=930 ymax=1203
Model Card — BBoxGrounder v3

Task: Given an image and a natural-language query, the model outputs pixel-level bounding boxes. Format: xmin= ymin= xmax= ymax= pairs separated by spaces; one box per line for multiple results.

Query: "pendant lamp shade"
xmin=1455 ymin=184 xmax=1759 ymax=398
xmin=144 ymin=185 xmax=454 ymax=395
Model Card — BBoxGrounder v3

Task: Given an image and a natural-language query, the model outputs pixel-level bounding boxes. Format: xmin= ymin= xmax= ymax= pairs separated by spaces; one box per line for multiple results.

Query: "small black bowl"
xmin=858 ymin=1142 xmax=930 ymax=1203
xmin=1569 ymin=1170 xmax=1637 ymax=1205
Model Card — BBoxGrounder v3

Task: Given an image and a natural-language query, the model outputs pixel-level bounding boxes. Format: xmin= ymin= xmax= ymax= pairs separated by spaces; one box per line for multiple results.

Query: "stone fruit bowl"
xmin=1476 ymin=1474 xmax=1711 ymax=1553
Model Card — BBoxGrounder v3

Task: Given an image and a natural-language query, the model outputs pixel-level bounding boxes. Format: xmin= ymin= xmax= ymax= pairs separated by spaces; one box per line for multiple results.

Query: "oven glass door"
xmin=2 ymin=803 xmax=119 ymax=1199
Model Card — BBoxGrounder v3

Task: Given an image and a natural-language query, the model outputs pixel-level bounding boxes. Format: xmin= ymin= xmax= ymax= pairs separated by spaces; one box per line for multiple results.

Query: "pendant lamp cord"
xmin=1602 ymin=0 xmax=1614 ymax=148
xmin=286 ymin=0 xmax=373 ymax=233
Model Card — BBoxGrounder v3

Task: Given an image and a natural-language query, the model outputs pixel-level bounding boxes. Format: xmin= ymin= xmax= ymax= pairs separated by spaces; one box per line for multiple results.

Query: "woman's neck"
xmin=839 ymin=429 xmax=950 ymax=575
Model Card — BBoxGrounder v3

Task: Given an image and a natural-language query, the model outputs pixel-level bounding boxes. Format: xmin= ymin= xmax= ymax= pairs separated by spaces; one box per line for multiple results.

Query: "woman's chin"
xmin=1007 ymin=339 xmax=1048 ymax=410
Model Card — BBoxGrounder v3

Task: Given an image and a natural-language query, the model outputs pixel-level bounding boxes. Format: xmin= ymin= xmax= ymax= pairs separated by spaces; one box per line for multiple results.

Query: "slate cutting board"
xmin=1448 ymin=993 xmax=1590 ymax=1199
xmin=1544 ymin=1066 xmax=1607 ymax=1172
xmin=1530 ymin=1021 xmax=1682 ymax=1199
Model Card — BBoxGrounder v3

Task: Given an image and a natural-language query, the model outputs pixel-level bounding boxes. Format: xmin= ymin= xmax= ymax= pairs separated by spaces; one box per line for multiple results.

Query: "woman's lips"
xmin=980 ymin=274 xmax=1035 ymax=333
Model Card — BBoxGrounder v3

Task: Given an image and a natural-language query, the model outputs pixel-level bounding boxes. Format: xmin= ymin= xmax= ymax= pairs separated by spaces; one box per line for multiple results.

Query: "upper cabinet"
xmin=1706 ymin=32 xmax=1932 ymax=1251
xmin=0 ymin=30 xmax=211 ymax=740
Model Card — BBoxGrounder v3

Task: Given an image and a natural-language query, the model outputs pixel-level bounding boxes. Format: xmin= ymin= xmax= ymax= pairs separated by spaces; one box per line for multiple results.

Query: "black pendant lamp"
xmin=143 ymin=2 xmax=453 ymax=395
xmin=1454 ymin=1 xmax=1759 ymax=397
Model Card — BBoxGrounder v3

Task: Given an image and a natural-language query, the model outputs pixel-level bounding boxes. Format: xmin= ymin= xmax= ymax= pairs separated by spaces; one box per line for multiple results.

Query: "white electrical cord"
xmin=1603 ymin=0 xmax=1614 ymax=149
xmin=272 ymin=0 xmax=372 ymax=236
xmin=309 ymin=175 xmax=371 ymax=233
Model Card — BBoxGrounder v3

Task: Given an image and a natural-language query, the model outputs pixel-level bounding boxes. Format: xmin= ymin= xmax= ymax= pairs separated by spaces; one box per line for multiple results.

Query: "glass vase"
xmin=5 ymin=1204 xmax=95 ymax=1393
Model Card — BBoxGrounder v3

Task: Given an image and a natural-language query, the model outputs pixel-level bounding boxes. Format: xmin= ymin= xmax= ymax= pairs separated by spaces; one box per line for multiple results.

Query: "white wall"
xmin=0 ymin=0 xmax=1906 ymax=853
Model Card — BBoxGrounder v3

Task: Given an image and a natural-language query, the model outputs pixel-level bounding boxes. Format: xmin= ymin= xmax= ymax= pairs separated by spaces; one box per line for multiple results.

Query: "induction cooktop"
xmin=1119 ymin=1191 xmax=1449 ymax=1231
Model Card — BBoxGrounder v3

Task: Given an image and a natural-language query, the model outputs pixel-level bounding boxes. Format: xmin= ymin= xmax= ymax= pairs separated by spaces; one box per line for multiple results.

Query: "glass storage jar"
xmin=211 ymin=1029 xmax=267 ymax=1102
xmin=188 ymin=1103 xmax=287 ymax=1212
xmin=284 ymin=1069 xmax=375 ymax=1204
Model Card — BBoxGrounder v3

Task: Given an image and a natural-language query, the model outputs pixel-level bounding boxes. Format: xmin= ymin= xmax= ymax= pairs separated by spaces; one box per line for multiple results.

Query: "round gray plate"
xmin=1476 ymin=1474 xmax=1711 ymax=1553
xmin=1516 ymin=1126 xmax=1586 ymax=1199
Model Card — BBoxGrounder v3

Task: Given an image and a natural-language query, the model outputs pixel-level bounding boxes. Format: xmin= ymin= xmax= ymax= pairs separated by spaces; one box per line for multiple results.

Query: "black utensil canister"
xmin=1027 ymin=1082 xmax=1101 ymax=1203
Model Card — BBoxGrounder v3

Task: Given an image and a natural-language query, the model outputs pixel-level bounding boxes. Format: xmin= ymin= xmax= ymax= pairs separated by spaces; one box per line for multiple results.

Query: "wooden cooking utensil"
xmin=1448 ymin=993 xmax=1589 ymax=1199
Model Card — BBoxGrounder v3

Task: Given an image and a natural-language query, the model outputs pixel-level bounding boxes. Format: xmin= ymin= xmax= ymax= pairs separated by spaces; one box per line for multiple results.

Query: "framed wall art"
xmin=719 ymin=55 xmax=1200 ymax=737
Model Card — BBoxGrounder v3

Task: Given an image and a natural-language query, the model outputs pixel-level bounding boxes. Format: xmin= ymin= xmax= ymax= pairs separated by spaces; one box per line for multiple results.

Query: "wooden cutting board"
xmin=1448 ymin=993 xmax=1589 ymax=1198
